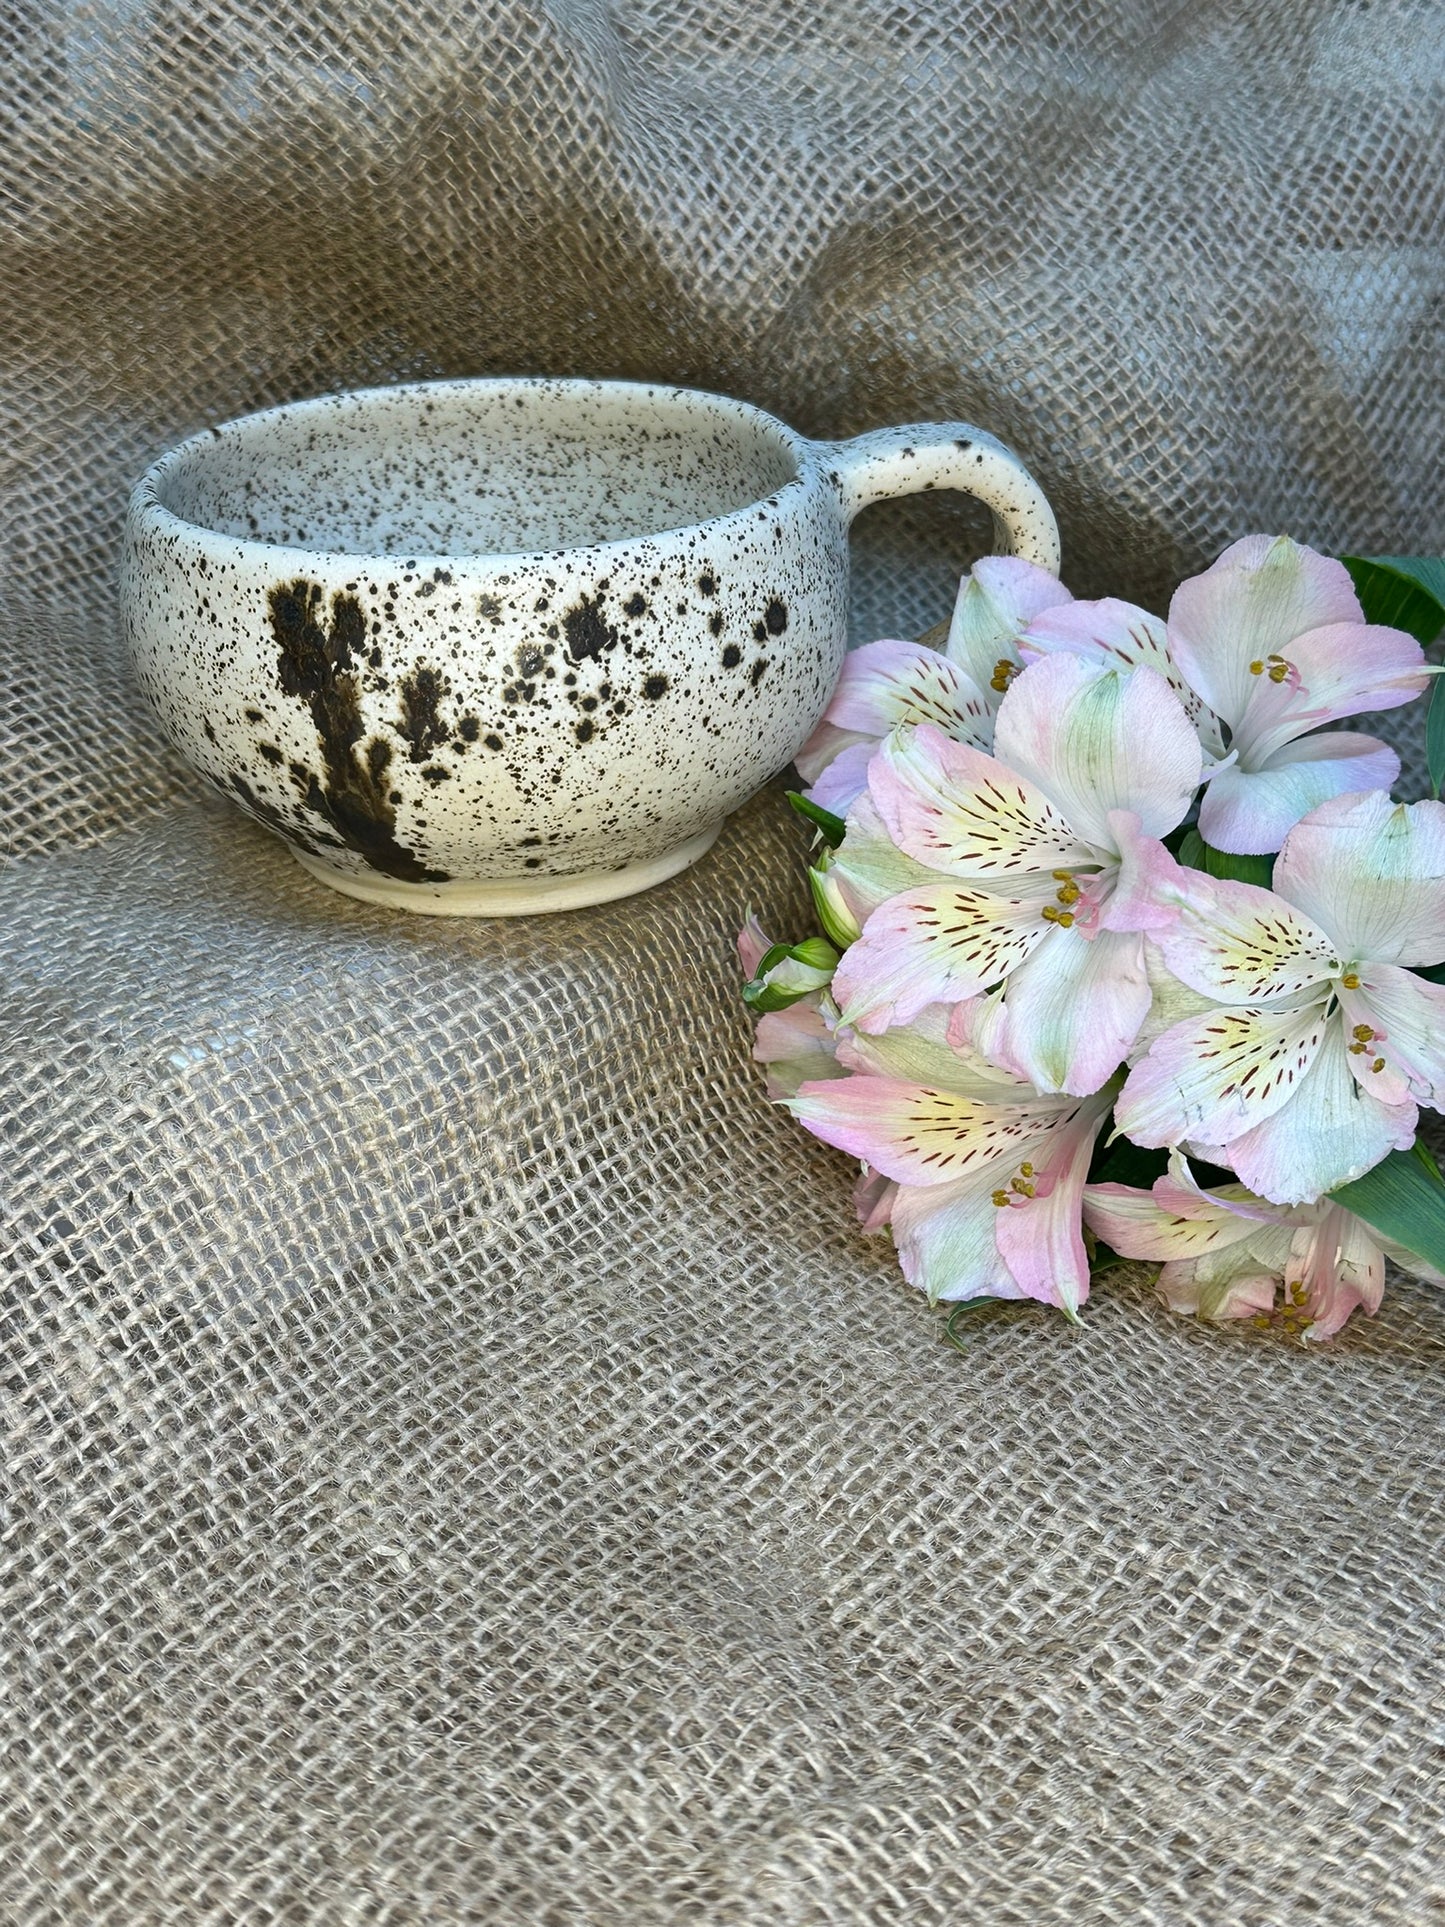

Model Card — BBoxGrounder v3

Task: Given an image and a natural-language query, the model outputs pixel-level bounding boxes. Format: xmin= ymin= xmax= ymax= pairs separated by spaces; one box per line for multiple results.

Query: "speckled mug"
xmin=123 ymin=378 xmax=1059 ymax=915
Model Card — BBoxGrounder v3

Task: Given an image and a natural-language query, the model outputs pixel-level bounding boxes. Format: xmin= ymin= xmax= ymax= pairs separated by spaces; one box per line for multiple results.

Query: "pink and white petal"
xmin=824 ymin=637 xmax=993 ymax=745
xmin=1114 ymin=999 xmax=1334 ymax=1154
xmin=1020 ymin=597 xmax=1168 ymax=670
xmin=830 ymin=791 xmax=941 ymax=924
xmin=1100 ymin=811 xmax=1190 ymax=934
xmin=1154 ymin=873 xmax=1338 ymax=1003
xmin=754 ymin=999 xmax=842 ymax=1100
xmin=838 ymin=999 xmax=1032 ymax=1099
xmin=1291 ymin=1205 xmax=1385 ymax=1339
xmin=993 ymin=655 xmax=1202 ymax=847
xmin=853 ymin=1167 xmax=898 ymax=1233
xmin=1082 ymin=1182 xmax=1258 ymax=1261
xmin=945 ymin=556 xmax=1073 ymax=693
xmin=869 ymin=722 xmax=1085 ymax=878
xmin=1018 ymin=598 xmax=1226 ymax=757
xmin=1342 ymin=965 xmax=1445 ymax=1109
xmin=738 ymin=913 xmax=773 ymax=977
xmin=891 ymin=1172 xmax=1023 ymax=1303
xmin=1166 ymin=536 xmax=1364 ymax=729
xmin=1272 ymin=790 xmax=1445 ymax=966
xmin=978 ymin=925 xmax=1151 ymax=1095
xmin=1220 ymin=1030 xmax=1417 ymax=1206
xmin=1198 ymin=734 xmax=1400 ymax=855
xmin=1131 ymin=939 xmax=1220 ymax=1063
xmin=795 ymin=719 xmax=872 ymax=787
xmin=832 ymin=882 xmax=1053 ymax=1033
xmin=805 ymin=739 xmax=877 ymax=815
xmin=789 ymin=1076 xmax=1066 ymax=1187
xmin=993 ymin=1100 xmax=1107 ymax=1314
xmin=1159 ymin=1246 xmax=1283 ymax=1322
xmin=1231 ymin=621 xmax=1428 ymax=770
xmin=1154 ymin=1157 xmax=1293 ymax=1225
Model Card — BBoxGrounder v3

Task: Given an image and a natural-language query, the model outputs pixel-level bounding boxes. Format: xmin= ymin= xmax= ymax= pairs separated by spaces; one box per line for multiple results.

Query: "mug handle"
xmin=813 ymin=422 xmax=1061 ymax=575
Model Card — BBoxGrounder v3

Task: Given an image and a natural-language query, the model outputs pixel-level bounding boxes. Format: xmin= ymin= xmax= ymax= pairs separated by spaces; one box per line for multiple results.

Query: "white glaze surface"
xmin=122 ymin=378 xmax=1058 ymax=913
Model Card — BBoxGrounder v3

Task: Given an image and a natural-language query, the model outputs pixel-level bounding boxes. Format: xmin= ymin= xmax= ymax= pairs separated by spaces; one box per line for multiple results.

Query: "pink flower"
xmin=738 ymin=915 xmax=845 ymax=1100
xmin=1084 ymin=1155 xmax=1442 ymax=1339
xmin=795 ymin=557 xmax=1072 ymax=813
xmin=829 ymin=653 xmax=1201 ymax=1095
xmin=791 ymin=1032 xmax=1114 ymax=1312
xmin=1014 ymin=536 xmax=1429 ymax=856
xmin=1169 ymin=536 xmax=1427 ymax=853
xmin=1115 ymin=791 xmax=1445 ymax=1203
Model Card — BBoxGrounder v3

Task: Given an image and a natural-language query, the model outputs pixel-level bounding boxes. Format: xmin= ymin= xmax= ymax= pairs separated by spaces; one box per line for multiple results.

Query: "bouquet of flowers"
xmin=741 ymin=538 xmax=1445 ymax=1340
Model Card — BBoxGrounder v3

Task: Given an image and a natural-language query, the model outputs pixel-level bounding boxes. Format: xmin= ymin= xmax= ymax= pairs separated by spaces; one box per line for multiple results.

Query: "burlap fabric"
xmin=3 ymin=3 xmax=1443 ymax=1920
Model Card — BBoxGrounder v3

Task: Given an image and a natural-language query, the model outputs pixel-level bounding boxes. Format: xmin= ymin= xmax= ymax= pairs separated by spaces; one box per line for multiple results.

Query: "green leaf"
xmin=1174 ymin=826 xmax=1205 ymax=869
xmin=1427 ymin=677 xmax=1445 ymax=801
xmin=1176 ymin=826 xmax=1274 ymax=888
xmin=1340 ymin=554 xmax=1445 ymax=647
xmin=1330 ymin=1143 xmax=1445 ymax=1273
xmin=940 ymin=1297 xmax=1020 ymax=1351
xmin=786 ymin=790 xmax=846 ymax=847
xmin=1341 ymin=557 xmax=1445 ymax=794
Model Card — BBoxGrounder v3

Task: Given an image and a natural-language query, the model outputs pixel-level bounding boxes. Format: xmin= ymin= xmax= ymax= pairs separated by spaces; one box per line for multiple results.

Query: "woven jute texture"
xmin=3 ymin=3 xmax=1444 ymax=1921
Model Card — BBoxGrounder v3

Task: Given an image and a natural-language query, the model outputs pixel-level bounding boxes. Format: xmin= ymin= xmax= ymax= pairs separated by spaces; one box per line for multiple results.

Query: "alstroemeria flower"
xmin=830 ymin=653 xmax=1202 ymax=1096
xmin=827 ymin=1005 xmax=1037 ymax=1261
xmin=791 ymin=1055 xmax=1115 ymax=1312
xmin=795 ymin=556 xmax=1072 ymax=813
xmin=1115 ymin=790 xmax=1445 ymax=1204
xmin=1084 ymin=1154 xmax=1442 ymax=1339
xmin=738 ymin=916 xmax=845 ymax=1100
xmin=1166 ymin=535 xmax=1428 ymax=854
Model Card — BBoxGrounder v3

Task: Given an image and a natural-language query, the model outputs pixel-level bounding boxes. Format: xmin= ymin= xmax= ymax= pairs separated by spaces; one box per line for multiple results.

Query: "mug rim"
xmin=129 ymin=375 xmax=819 ymax=575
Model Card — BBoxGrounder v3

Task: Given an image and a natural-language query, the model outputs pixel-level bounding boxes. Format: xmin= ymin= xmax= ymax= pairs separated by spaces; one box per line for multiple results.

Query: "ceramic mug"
xmin=123 ymin=378 xmax=1059 ymax=915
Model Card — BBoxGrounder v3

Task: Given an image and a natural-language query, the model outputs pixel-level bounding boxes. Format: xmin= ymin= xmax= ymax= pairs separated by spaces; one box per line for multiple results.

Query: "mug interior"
xmin=152 ymin=380 xmax=801 ymax=558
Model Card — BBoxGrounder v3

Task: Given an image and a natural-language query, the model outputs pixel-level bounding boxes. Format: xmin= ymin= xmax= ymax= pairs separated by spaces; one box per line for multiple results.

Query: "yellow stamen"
xmin=1010 ymin=1178 xmax=1036 ymax=1198
xmin=1249 ymin=659 xmax=1266 ymax=676
xmin=1341 ymin=971 xmax=1361 ymax=990
xmin=1020 ymin=1163 xmax=1034 ymax=1178
xmin=1372 ymin=1056 xmax=1386 ymax=1073
xmin=992 ymin=1189 xmax=1010 ymax=1208
xmin=1352 ymin=1023 xmax=1374 ymax=1042
xmin=990 ymin=658 xmax=1018 ymax=694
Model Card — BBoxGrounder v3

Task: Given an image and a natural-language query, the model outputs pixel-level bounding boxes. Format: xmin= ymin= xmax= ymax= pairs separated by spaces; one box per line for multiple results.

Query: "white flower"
xmin=1116 ymin=791 xmax=1445 ymax=1204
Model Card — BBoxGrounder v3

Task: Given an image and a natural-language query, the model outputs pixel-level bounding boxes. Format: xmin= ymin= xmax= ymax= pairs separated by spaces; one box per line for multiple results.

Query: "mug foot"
xmin=289 ymin=826 xmax=721 ymax=917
